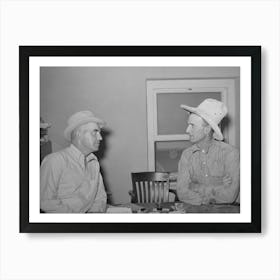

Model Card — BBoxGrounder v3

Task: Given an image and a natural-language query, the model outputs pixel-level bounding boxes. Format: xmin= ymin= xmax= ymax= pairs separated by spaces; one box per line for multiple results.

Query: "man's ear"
xmin=74 ymin=127 xmax=82 ymax=143
xmin=203 ymin=125 xmax=211 ymax=135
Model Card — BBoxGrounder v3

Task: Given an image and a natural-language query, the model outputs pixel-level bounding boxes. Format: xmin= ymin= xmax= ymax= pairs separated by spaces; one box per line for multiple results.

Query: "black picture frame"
xmin=20 ymin=46 xmax=261 ymax=233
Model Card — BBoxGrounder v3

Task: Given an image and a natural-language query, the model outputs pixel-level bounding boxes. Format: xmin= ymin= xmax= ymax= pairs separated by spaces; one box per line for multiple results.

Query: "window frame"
xmin=147 ymin=78 xmax=237 ymax=171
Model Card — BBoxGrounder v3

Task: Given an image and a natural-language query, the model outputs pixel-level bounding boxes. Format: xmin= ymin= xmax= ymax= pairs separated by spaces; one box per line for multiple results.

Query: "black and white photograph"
xmin=20 ymin=46 xmax=261 ymax=233
xmin=3 ymin=1 xmax=280 ymax=279
xmin=40 ymin=67 xmax=240 ymax=214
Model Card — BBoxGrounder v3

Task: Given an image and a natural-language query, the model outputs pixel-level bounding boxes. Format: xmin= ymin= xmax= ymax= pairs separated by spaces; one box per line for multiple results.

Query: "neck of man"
xmin=196 ymin=135 xmax=213 ymax=152
xmin=72 ymin=142 xmax=92 ymax=157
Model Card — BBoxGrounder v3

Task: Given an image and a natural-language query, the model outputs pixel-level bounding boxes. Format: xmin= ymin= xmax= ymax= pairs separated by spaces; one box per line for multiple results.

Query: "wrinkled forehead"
xmin=79 ymin=122 xmax=101 ymax=132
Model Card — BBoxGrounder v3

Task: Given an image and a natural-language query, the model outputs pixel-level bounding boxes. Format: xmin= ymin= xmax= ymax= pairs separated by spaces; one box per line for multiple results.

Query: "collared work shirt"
xmin=40 ymin=144 xmax=107 ymax=213
xmin=177 ymin=140 xmax=240 ymax=205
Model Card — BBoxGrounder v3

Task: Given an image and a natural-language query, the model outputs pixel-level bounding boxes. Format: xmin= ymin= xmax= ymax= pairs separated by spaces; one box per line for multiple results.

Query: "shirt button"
xmin=202 ymin=150 xmax=205 ymax=153
xmin=203 ymin=161 xmax=206 ymax=165
xmin=205 ymin=174 xmax=208 ymax=177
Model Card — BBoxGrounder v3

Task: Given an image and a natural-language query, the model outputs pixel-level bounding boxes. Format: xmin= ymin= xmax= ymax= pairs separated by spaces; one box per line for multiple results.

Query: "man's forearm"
xmin=211 ymin=185 xmax=239 ymax=203
xmin=194 ymin=184 xmax=239 ymax=204
xmin=41 ymin=199 xmax=73 ymax=213
xmin=177 ymin=187 xmax=203 ymax=205
xmin=87 ymin=199 xmax=107 ymax=213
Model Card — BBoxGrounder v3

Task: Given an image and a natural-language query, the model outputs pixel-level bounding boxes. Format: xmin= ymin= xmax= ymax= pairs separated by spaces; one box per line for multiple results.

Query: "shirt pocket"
xmin=58 ymin=168 xmax=83 ymax=198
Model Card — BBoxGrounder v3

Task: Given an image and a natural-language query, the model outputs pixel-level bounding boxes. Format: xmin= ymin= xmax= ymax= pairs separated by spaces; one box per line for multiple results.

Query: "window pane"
xmin=155 ymin=141 xmax=192 ymax=172
xmin=157 ymin=92 xmax=221 ymax=135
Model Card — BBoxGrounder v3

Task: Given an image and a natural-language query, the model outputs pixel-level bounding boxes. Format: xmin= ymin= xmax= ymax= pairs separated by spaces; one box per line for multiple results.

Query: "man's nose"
xmin=186 ymin=125 xmax=191 ymax=134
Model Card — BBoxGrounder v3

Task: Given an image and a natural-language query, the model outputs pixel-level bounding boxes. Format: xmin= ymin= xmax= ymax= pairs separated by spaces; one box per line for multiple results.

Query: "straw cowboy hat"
xmin=180 ymin=98 xmax=228 ymax=141
xmin=64 ymin=110 xmax=105 ymax=142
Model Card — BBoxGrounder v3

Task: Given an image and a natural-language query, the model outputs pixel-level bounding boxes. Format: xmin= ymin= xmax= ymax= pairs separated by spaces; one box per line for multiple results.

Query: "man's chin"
xmin=93 ymin=145 xmax=100 ymax=151
xmin=89 ymin=146 xmax=99 ymax=153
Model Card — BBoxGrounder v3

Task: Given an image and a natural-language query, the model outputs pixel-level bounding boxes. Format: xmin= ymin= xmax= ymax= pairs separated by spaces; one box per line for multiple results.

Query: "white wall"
xmin=1 ymin=1 xmax=279 ymax=280
xmin=41 ymin=67 xmax=239 ymax=204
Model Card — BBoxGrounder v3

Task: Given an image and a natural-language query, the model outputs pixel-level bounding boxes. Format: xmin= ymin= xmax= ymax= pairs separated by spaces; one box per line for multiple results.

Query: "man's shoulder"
xmin=181 ymin=145 xmax=198 ymax=158
xmin=41 ymin=147 xmax=69 ymax=166
xmin=214 ymin=140 xmax=239 ymax=155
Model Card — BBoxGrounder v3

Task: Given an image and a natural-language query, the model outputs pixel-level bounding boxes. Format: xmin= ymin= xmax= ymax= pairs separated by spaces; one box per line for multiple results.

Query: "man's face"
xmin=78 ymin=122 xmax=102 ymax=153
xmin=186 ymin=113 xmax=207 ymax=143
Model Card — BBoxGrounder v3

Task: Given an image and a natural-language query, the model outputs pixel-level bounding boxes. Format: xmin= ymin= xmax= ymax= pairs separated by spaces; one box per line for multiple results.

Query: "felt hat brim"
xmin=64 ymin=116 xmax=105 ymax=142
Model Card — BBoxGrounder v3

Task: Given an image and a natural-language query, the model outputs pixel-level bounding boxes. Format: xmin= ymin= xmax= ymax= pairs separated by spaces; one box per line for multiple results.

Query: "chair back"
xmin=130 ymin=172 xmax=170 ymax=203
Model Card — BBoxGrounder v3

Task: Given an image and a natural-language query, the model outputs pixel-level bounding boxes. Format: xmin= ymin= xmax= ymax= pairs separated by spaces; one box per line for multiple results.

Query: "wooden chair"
xmin=129 ymin=172 xmax=172 ymax=203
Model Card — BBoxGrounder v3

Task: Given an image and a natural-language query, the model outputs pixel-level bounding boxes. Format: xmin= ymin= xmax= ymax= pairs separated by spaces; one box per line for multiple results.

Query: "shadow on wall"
xmin=96 ymin=128 xmax=111 ymax=160
xmin=95 ymin=128 xmax=113 ymax=203
xmin=220 ymin=115 xmax=231 ymax=144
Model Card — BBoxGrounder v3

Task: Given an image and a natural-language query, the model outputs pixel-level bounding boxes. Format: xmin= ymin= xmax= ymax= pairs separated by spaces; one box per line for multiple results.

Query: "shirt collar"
xmin=68 ymin=144 xmax=97 ymax=166
xmin=192 ymin=139 xmax=216 ymax=154
xmin=86 ymin=152 xmax=97 ymax=162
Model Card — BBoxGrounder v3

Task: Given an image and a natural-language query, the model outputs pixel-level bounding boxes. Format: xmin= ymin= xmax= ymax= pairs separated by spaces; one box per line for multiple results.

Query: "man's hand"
xmin=223 ymin=174 xmax=232 ymax=187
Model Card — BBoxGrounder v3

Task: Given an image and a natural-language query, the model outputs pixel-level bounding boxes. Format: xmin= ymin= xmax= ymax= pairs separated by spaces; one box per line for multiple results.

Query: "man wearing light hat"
xmin=177 ymin=99 xmax=240 ymax=205
xmin=40 ymin=111 xmax=107 ymax=213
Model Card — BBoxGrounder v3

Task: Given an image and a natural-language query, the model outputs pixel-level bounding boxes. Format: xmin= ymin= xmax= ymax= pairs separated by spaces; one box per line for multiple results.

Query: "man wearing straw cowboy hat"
xmin=177 ymin=99 xmax=240 ymax=205
xmin=40 ymin=111 xmax=107 ymax=213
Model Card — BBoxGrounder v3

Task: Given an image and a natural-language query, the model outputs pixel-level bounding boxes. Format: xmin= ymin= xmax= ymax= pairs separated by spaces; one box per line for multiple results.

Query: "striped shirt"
xmin=40 ymin=144 xmax=107 ymax=213
xmin=177 ymin=140 xmax=240 ymax=205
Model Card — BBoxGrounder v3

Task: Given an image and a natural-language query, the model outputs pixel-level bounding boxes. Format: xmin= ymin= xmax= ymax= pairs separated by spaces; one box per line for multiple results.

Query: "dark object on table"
xmin=40 ymin=117 xmax=52 ymax=163
xmin=40 ymin=141 xmax=52 ymax=163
